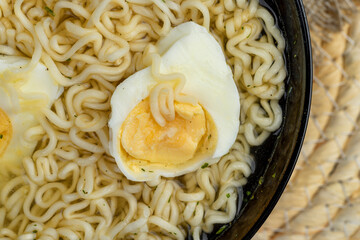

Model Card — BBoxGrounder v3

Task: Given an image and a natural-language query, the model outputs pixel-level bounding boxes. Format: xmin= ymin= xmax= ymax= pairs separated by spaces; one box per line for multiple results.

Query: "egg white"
xmin=0 ymin=56 xmax=63 ymax=166
xmin=109 ymin=22 xmax=240 ymax=181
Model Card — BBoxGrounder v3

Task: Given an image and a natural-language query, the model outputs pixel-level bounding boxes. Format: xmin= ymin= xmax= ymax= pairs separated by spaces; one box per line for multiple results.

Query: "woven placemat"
xmin=254 ymin=3 xmax=360 ymax=240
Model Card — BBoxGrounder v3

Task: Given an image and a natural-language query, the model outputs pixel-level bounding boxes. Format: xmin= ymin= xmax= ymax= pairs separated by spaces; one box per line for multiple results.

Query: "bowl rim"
xmin=242 ymin=0 xmax=313 ymax=239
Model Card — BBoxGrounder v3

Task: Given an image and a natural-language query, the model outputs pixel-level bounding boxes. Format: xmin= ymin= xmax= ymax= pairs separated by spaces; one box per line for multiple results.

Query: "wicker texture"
xmin=254 ymin=3 xmax=360 ymax=240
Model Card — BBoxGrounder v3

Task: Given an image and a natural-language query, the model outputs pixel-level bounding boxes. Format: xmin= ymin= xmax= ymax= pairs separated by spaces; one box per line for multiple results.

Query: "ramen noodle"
xmin=0 ymin=0 xmax=285 ymax=239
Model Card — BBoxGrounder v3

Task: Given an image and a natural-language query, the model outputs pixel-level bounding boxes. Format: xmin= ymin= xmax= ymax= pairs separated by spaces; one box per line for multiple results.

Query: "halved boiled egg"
xmin=0 ymin=56 xmax=63 ymax=169
xmin=109 ymin=22 xmax=240 ymax=181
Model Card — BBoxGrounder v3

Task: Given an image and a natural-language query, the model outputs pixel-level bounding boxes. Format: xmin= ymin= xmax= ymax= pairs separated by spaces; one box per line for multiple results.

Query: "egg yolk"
xmin=119 ymin=98 xmax=216 ymax=167
xmin=0 ymin=108 xmax=12 ymax=157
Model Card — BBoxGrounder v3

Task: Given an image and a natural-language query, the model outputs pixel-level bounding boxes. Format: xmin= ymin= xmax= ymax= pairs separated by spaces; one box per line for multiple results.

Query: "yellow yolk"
xmin=120 ymin=98 xmax=207 ymax=164
xmin=0 ymin=108 xmax=12 ymax=157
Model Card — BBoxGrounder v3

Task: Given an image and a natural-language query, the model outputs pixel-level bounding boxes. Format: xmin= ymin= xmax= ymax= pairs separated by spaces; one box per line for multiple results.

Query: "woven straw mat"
xmin=254 ymin=3 xmax=360 ymax=240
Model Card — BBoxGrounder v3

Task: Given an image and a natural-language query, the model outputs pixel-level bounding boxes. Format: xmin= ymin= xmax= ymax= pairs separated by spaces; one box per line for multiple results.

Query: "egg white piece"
xmin=109 ymin=22 xmax=240 ymax=181
xmin=0 ymin=56 xmax=63 ymax=167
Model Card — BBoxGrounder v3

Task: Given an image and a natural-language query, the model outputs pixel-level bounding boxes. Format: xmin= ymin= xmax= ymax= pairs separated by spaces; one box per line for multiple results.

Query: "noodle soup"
xmin=0 ymin=0 xmax=285 ymax=239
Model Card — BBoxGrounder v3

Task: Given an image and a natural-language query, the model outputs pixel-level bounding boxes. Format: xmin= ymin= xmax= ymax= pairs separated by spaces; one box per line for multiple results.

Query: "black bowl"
xmin=213 ymin=0 xmax=312 ymax=239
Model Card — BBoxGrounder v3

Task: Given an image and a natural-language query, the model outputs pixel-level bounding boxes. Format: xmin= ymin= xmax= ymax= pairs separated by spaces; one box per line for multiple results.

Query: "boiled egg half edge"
xmin=0 ymin=56 xmax=63 ymax=170
xmin=109 ymin=22 xmax=240 ymax=181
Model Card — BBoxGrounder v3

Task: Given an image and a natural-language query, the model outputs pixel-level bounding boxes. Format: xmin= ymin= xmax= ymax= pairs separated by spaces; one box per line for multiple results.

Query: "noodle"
xmin=149 ymin=53 xmax=198 ymax=127
xmin=0 ymin=0 xmax=286 ymax=239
